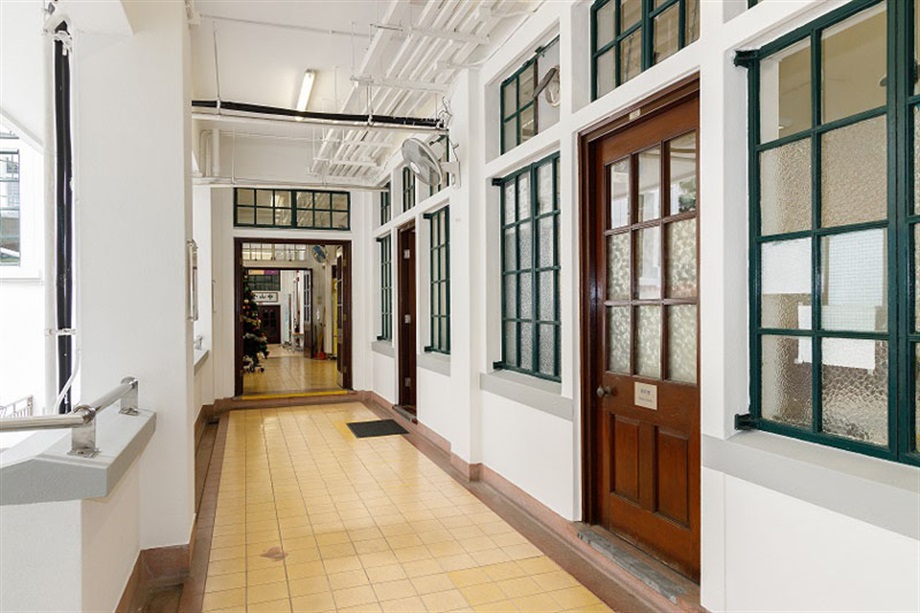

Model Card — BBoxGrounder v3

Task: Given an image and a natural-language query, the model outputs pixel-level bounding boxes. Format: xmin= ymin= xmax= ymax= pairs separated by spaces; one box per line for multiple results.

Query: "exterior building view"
xmin=0 ymin=0 xmax=918 ymax=611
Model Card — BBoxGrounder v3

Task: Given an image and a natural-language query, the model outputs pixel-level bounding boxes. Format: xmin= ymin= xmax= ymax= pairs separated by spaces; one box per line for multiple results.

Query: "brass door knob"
xmin=596 ymin=386 xmax=613 ymax=398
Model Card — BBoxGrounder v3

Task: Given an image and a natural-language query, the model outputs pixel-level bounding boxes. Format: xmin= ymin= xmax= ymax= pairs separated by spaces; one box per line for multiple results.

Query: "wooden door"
xmin=258 ymin=305 xmax=281 ymax=344
xmin=586 ymin=90 xmax=700 ymax=579
xmin=335 ymin=249 xmax=351 ymax=389
xmin=398 ymin=224 xmax=417 ymax=410
xmin=302 ymin=270 xmax=314 ymax=357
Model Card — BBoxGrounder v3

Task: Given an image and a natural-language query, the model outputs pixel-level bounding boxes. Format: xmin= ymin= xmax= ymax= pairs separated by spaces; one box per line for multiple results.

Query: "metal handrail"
xmin=0 ymin=377 xmax=139 ymax=457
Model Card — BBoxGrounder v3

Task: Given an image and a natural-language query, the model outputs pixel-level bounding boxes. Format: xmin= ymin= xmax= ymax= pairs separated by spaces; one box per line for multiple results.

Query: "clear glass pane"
xmin=638 ymin=147 xmax=661 ymax=222
xmin=760 ymin=38 xmax=811 ymax=142
xmin=314 ymin=193 xmax=332 ymax=210
xmin=539 ymin=271 xmax=555 ymax=321
xmin=607 ymin=306 xmax=631 ymax=374
xmin=653 ymin=5 xmax=680 ymax=64
xmin=636 ymin=306 xmax=661 ymax=379
xmin=762 ymin=238 xmax=811 ymax=329
xmin=520 ymin=272 xmax=532 ymax=320
xmin=620 ymin=0 xmax=641 ymax=32
xmin=518 ymin=174 xmax=531 ymax=220
xmin=502 ymin=81 xmax=516 ymax=119
xmin=237 ymin=189 xmax=254 ymax=206
xmin=504 ymin=182 xmax=516 ymax=224
xmin=667 ymin=219 xmax=697 ymax=298
xmin=610 ymin=158 xmax=630 ymax=228
xmin=620 ymin=30 xmax=642 ymax=84
xmin=637 ymin=226 xmax=661 ymax=299
xmin=607 ymin=233 xmax=630 ymax=300
xmin=538 ymin=324 xmax=555 ymax=376
xmin=296 ymin=192 xmax=312 ymax=209
xmin=256 ymin=189 xmax=272 ymax=206
xmin=520 ymin=221 xmax=532 ymax=269
xmin=504 ymin=275 xmax=517 ymax=318
xmin=821 ymin=115 xmax=887 ymax=228
xmin=668 ymin=305 xmax=697 ymax=384
xmin=538 ymin=217 xmax=554 ymax=268
xmin=521 ymin=105 xmax=536 ymax=143
xmin=297 ymin=211 xmax=313 ymax=228
xmin=822 ymin=339 xmax=888 ymax=446
xmin=596 ymin=0 xmax=615 ymax=47
xmin=685 ymin=0 xmax=700 ymax=44
xmin=440 ymin=317 xmax=449 ymax=350
xmin=520 ymin=322 xmax=533 ymax=370
xmin=821 ymin=4 xmax=887 ymax=124
xmin=597 ymin=49 xmax=615 ymax=98
xmin=315 ymin=211 xmax=331 ymax=228
xmin=669 ymin=132 xmax=696 ymax=215
xmin=821 ymin=229 xmax=887 ymax=333
xmin=504 ymin=322 xmax=518 ymax=364
xmin=760 ymin=138 xmax=812 ymax=235
xmin=537 ymin=162 xmax=554 ymax=214
xmin=503 ymin=119 xmax=517 ymax=151
xmin=237 ymin=207 xmax=254 ymax=225
xmin=333 ymin=212 xmax=348 ymax=229
xmin=519 ymin=66 xmax=535 ymax=107
xmin=274 ymin=208 xmax=291 ymax=226
xmin=256 ymin=208 xmax=273 ymax=225
xmin=333 ymin=194 xmax=348 ymax=210
xmin=761 ymin=335 xmax=813 ymax=428
xmin=504 ymin=228 xmax=517 ymax=270
xmin=274 ymin=191 xmax=291 ymax=209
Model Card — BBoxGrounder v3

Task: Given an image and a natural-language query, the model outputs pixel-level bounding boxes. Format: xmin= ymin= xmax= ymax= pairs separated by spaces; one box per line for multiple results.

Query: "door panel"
xmin=259 ymin=305 xmax=281 ymax=344
xmin=398 ymin=225 xmax=417 ymax=410
xmin=589 ymin=92 xmax=700 ymax=579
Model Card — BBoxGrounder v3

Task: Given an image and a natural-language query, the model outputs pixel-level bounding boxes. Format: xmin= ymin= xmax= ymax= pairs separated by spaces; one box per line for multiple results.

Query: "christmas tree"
xmin=241 ymin=283 xmax=269 ymax=372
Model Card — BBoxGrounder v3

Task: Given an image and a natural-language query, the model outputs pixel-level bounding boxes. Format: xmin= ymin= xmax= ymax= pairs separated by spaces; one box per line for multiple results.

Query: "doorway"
xmin=397 ymin=223 xmax=417 ymax=412
xmin=235 ymin=239 xmax=352 ymax=397
xmin=580 ymin=78 xmax=700 ymax=580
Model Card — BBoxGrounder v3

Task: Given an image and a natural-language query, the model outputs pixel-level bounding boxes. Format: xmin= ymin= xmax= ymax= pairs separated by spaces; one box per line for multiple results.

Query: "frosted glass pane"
xmin=610 ymin=158 xmax=630 ymax=228
xmin=537 ymin=162 xmax=554 ymax=214
xmin=638 ymin=147 xmax=661 ymax=221
xmin=760 ymin=38 xmax=811 ymax=142
xmin=760 ymin=138 xmax=811 ymax=235
xmin=761 ymin=335 xmax=813 ymax=428
xmin=916 ymin=0 xmax=920 ymax=95
xmin=296 ymin=192 xmax=312 ymax=208
xmin=822 ymin=339 xmax=888 ymax=446
xmin=502 ymin=82 xmax=516 ymax=119
xmin=821 ymin=4 xmax=887 ymax=124
xmin=504 ymin=275 xmax=517 ymax=318
xmin=274 ymin=208 xmax=291 ymax=226
xmin=314 ymin=193 xmax=331 ymax=209
xmin=637 ymin=306 xmax=661 ymax=379
xmin=916 ymin=344 xmax=920 ymax=452
xmin=762 ymin=238 xmax=811 ymax=329
xmin=296 ymin=211 xmax=313 ymax=228
xmin=333 ymin=212 xmax=348 ymax=229
xmin=274 ymin=191 xmax=291 ymax=208
xmin=538 ymin=271 xmax=555 ymax=322
xmin=915 ymin=108 xmax=919 ymax=213
xmin=538 ymin=217 xmax=554 ymax=268
xmin=667 ymin=219 xmax=697 ymax=298
xmin=620 ymin=30 xmax=642 ymax=84
xmin=518 ymin=175 xmax=530 ymax=219
xmin=315 ymin=211 xmax=330 ymax=227
xmin=596 ymin=0 xmax=614 ymax=47
xmin=520 ymin=272 xmax=532 ymax=320
xmin=669 ymin=132 xmax=697 ymax=215
xmin=520 ymin=322 xmax=533 ymax=370
xmin=653 ymin=5 xmax=679 ymax=64
xmin=597 ymin=49 xmax=615 ymax=98
xmin=538 ymin=324 xmax=555 ymax=376
xmin=504 ymin=183 xmax=516 ymax=224
xmin=821 ymin=229 xmax=887 ymax=333
xmin=237 ymin=207 xmax=254 ymax=225
xmin=637 ymin=227 xmax=661 ymax=299
xmin=621 ymin=0 xmax=641 ymax=31
xmin=504 ymin=322 xmax=517 ymax=364
xmin=520 ymin=221 xmax=532 ymax=268
xmin=503 ymin=120 xmax=517 ymax=151
xmin=237 ymin=189 xmax=254 ymax=205
xmin=256 ymin=190 xmax=272 ymax=206
xmin=916 ymin=225 xmax=920 ymax=330
xmin=521 ymin=105 xmax=536 ymax=142
xmin=519 ymin=67 xmax=534 ymax=107
xmin=821 ymin=116 xmax=887 ymax=228
xmin=668 ymin=305 xmax=697 ymax=384
xmin=256 ymin=208 xmax=273 ymax=225
xmin=333 ymin=194 xmax=348 ymax=211
xmin=607 ymin=233 xmax=630 ymax=300
xmin=607 ymin=306 xmax=631 ymax=374
xmin=503 ymin=228 xmax=516 ymax=270
xmin=685 ymin=0 xmax=700 ymax=44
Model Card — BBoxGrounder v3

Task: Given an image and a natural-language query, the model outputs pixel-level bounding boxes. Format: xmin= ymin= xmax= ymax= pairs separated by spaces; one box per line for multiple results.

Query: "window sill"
xmin=703 ymin=431 xmax=920 ymax=540
xmin=194 ymin=348 xmax=210 ymax=373
xmin=418 ymin=352 xmax=450 ymax=376
xmin=372 ymin=341 xmax=394 ymax=358
xmin=0 ymin=267 xmax=42 ymax=281
xmin=479 ymin=369 xmax=572 ymax=421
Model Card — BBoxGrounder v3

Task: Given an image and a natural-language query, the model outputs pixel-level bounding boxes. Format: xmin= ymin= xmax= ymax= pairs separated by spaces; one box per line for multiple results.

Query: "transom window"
xmin=244 ymin=270 xmax=281 ymax=292
xmin=428 ymin=136 xmax=452 ymax=197
xmin=742 ymin=0 xmax=920 ymax=465
xmin=498 ymin=153 xmax=561 ymax=380
xmin=591 ymin=0 xmax=700 ymax=100
xmin=402 ymin=168 xmax=416 ymax=212
xmin=380 ymin=182 xmax=391 ymax=225
xmin=378 ymin=235 xmax=392 ymax=341
xmin=425 ymin=207 xmax=450 ymax=354
xmin=234 ymin=188 xmax=350 ymax=230
xmin=0 ymin=134 xmax=21 ymax=265
xmin=500 ymin=37 xmax=560 ymax=154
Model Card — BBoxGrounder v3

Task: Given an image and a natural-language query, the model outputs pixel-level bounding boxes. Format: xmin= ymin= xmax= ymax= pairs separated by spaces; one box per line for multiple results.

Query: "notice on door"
xmin=634 ymin=382 xmax=658 ymax=410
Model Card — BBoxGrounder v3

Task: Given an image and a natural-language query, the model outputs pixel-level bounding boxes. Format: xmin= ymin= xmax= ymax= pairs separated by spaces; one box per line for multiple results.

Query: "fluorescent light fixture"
xmin=296 ymin=70 xmax=315 ymax=111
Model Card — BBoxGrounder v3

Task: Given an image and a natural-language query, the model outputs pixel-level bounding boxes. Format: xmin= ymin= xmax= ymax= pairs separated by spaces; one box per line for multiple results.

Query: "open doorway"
xmin=234 ymin=239 xmax=352 ymax=397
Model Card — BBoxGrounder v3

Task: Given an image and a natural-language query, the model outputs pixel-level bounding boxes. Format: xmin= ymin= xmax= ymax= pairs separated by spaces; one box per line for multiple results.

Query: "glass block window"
xmin=380 ymin=182 xmax=391 ymax=225
xmin=402 ymin=167 xmax=416 ymax=212
xmin=428 ymin=136 xmax=452 ymax=197
xmin=378 ymin=235 xmax=392 ymax=341
xmin=591 ymin=0 xmax=700 ymax=100
xmin=0 ymin=146 xmax=20 ymax=266
xmin=244 ymin=269 xmax=281 ymax=292
xmin=500 ymin=37 xmax=560 ymax=154
xmin=425 ymin=207 xmax=450 ymax=354
xmin=234 ymin=188 xmax=350 ymax=230
xmin=498 ymin=153 xmax=561 ymax=380
xmin=746 ymin=0 xmax=920 ymax=464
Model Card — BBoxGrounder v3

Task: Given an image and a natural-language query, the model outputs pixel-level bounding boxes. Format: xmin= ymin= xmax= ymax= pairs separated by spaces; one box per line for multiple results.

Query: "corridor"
xmin=198 ymin=404 xmax=611 ymax=612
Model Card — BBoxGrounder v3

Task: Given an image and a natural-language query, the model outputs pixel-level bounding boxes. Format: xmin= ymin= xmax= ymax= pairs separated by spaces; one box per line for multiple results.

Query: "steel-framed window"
xmin=500 ymin=37 xmax=560 ymax=154
xmin=0 ymin=146 xmax=21 ymax=266
xmin=402 ymin=167 xmax=416 ymax=212
xmin=234 ymin=188 xmax=350 ymax=230
xmin=425 ymin=207 xmax=450 ymax=354
xmin=497 ymin=153 xmax=561 ymax=380
xmin=740 ymin=0 xmax=920 ymax=465
xmin=245 ymin=270 xmax=281 ymax=292
xmin=591 ymin=0 xmax=700 ymax=101
xmin=428 ymin=136 xmax=451 ymax=197
xmin=380 ymin=182 xmax=391 ymax=225
xmin=378 ymin=235 xmax=392 ymax=341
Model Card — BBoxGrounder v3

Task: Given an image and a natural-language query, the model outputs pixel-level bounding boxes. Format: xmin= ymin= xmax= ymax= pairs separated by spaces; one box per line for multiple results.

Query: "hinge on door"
xmin=404 ymin=314 xmax=411 ymax=324
xmin=403 ymin=249 xmax=411 ymax=259
xmin=404 ymin=377 xmax=411 ymax=387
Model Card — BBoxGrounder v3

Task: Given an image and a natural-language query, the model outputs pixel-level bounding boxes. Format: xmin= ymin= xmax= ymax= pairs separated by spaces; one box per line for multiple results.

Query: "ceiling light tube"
xmin=296 ymin=70 xmax=315 ymax=111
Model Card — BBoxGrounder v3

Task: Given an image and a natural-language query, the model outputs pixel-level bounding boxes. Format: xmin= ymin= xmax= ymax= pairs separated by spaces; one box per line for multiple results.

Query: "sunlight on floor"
xmin=243 ymin=344 xmax=341 ymax=396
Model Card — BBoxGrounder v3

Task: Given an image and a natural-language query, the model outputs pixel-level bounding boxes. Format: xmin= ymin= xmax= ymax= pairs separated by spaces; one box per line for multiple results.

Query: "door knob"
xmin=596 ymin=386 xmax=613 ymax=398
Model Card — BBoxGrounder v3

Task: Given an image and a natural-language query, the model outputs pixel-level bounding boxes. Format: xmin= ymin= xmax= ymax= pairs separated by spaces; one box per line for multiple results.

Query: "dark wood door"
xmin=398 ymin=224 xmax=417 ymax=410
xmin=258 ymin=305 xmax=281 ymax=344
xmin=335 ymin=250 xmax=352 ymax=389
xmin=587 ymin=92 xmax=700 ymax=579
xmin=302 ymin=270 xmax=314 ymax=357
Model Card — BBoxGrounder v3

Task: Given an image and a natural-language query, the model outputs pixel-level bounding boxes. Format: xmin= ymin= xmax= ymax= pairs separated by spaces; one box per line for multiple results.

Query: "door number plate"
xmin=634 ymin=382 xmax=658 ymax=410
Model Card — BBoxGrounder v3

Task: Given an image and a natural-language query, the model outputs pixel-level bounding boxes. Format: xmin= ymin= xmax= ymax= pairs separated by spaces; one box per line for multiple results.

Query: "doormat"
xmin=346 ymin=419 xmax=408 ymax=438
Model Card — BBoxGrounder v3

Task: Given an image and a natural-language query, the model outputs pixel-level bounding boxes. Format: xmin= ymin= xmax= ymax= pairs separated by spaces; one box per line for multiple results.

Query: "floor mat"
xmin=346 ymin=418 xmax=408 ymax=438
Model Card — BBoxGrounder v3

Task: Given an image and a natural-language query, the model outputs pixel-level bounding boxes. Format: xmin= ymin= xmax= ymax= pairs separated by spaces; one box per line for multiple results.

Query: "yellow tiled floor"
xmin=243 ymin=345 xmax=341 ymax=395
xmin=203 ymin=403 xmax=612 ymax=612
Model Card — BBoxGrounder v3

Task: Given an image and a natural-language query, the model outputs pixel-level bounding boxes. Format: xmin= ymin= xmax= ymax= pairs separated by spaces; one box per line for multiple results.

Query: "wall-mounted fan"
xmin=312 ymin=245 xmax=327 ymax=264
xmin=401 ymin=138 xmax=460 ymax=187
xmin=533 ymin=64 xmax=561 ymax=108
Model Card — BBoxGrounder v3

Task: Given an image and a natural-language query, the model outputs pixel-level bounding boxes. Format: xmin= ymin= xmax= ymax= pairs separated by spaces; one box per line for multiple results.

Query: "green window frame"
xmin=500 ymin=37 xmax=560 ymax=154
xmin=425 ymin=206 xmax=450 ymax=354
xmin=402 ymin=167 xmax=416 ymax=212
xmin=0 ymin=146 xmax=21 ymax=266
xmin=380 ymin=182 xmax=391 ymax=225
xmin=428 ymin=136 xmax=452 ymax=197
xmin=244 ymin=270 xmax=281 ymax=292
xmin=378 ymin=235 xmax=392 ymax=341
xmin=497 ymin=153 xmax=561 ymax=381
xmin=739 ymin=0 xmax=920 ymax=466
xmin=234 ymin=188 xmax=350 ymax=230
xmin=591 ymin=0 xmax=701 ymax=101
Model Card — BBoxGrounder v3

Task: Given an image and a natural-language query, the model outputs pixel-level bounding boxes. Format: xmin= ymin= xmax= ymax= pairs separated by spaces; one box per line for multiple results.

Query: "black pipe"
xmin=54 ymin=23 xmax=73 ymax=414
xmin=191 ymin=99 xmax=443 ymax=129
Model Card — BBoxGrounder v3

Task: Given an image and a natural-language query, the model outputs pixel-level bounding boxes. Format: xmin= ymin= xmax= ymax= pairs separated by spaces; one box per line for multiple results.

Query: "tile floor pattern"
xmin=202 ymin=403 xmax=613 ymax=612
xmin=243 ymin=345 xmax=341 ymax=395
